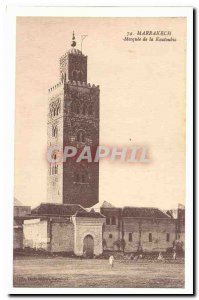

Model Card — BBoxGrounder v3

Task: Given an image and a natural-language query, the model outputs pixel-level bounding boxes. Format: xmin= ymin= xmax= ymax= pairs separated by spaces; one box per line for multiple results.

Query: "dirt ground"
xmin=13 ymin=256 xmax=184 ymax=288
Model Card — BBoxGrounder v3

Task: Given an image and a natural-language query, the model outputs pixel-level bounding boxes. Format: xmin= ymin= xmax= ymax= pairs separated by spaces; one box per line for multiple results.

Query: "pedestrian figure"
xmin=130 ymin=253 xmax=134 ymax=260
xmin=109 ymin=255 xmax=114 ymax=268
xmin=157 ymin=252 xmax=163 ymax=261
xmin=173 ymin=250 xmax=176 ymax=260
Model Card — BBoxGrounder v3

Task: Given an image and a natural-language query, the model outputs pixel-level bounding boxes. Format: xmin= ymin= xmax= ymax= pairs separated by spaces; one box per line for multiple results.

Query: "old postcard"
xmin=5 ymin=6 xmax=193 ymax=295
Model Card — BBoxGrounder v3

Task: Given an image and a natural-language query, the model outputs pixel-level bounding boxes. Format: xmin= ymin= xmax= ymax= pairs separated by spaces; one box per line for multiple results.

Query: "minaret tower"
xmin=47 ymin=33 xmax=99 ymax=208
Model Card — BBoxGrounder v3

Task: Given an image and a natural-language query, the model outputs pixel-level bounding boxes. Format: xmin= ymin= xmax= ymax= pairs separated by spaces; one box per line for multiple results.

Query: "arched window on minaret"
xmin=72 ymin=101 xmax=80 ymax=114
xmin=72 ymin=70 xmax=77 ymax=81
xmin=88 ymin=105 xmax=93 ymax=115
xmin=77 ymin=130 xmax=86 ymax=143
xmin=72 ymin=102 xmax=76 ymax=114
xmin=82 ymin=103 xmax=87 ymax=115
xmin=82 ymin=174 xmax=85 ymax=183
xmin=79 ymin=71 xmax=82 ymax=82
xmin=55 ymin=126 xmax=58 ymax=136
xmin=81 ymin=132 xmax=85 ymax=142
xmin=55 ymin=165 xmax=58 ymax=174
xmin=75 ymin=174 xmax=79 ymax=183
xmin=77 ymin=131 xmax=81 ymax=142
xmin=52 ymin=125 xmax=58 ymax=137
xmin=74 ymin=172 xmax=88 ymax=183
xmin=76 ymin=104 xmax=80 ymax=114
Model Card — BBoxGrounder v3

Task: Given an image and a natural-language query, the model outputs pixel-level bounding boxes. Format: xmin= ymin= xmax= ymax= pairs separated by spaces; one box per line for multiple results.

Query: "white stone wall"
xmin=23 ymin=219 xmax=49 ymax=250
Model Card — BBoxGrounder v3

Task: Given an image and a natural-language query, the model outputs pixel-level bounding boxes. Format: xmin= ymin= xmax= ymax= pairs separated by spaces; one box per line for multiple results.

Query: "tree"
xmin=102 ymin=239 xmax=107 ymax=250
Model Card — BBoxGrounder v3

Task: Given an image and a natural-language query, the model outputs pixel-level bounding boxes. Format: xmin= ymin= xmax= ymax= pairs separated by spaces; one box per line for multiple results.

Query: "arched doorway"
xmin=83 ymin=235 xmax=94 ymax=257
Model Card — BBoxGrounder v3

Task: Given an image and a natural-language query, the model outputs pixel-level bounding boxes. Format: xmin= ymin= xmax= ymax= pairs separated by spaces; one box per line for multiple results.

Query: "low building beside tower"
xmin=21 ymin=201 xmax=185 ymax=256
xmin=23 ymin=203 xmax=105 ymax=256
xmin=14 ymin=198 xmax=31 ymax=250
xmin=101 ymin=203 xmax=178 ymax=253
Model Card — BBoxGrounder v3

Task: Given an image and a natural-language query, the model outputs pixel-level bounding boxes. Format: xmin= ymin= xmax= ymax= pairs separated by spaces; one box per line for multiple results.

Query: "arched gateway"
xmin=72 ymin=210 xmax=105 ymax=257
xmin=83 ymin=235 xmax=94 ymax=257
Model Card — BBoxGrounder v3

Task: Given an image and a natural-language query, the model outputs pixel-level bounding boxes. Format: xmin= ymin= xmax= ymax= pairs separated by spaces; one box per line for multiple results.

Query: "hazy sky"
xmin=15 ymin=17 xmax=186 ymax=209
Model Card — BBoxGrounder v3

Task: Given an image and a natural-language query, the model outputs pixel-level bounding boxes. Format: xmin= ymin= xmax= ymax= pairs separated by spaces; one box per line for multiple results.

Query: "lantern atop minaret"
xmin=71 ymin=31 xmax=76 ymax=48
xmin=59 ymin=31 xmax=87 ymax=83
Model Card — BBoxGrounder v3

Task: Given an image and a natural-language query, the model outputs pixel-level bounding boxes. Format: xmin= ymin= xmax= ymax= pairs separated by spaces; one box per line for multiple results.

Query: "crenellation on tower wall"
xmin=48 ymin=81 xmax=99 ymax=94
xmin=48 ymin=82 xmax=64 ymax=94
xmin=67 ymin=80 xmax=100 ymax=89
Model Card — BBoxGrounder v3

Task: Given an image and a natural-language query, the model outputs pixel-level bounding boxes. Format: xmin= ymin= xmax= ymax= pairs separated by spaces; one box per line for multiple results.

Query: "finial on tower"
xmin=71 ymin=31 xmax=76 ymax=48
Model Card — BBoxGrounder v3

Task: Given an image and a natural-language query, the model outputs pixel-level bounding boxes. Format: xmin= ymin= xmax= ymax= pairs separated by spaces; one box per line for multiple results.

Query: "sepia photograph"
xmin=3 ymin=6 xmax=193 ymax=295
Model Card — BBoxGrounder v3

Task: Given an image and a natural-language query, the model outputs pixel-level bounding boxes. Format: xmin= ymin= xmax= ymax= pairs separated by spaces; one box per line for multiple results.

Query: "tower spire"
xmin=71 ymin=31 xmax=76 ymax=48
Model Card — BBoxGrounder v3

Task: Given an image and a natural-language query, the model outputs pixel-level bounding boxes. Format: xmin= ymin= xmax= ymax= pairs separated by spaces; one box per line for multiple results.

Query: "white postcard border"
xmin=2 ymin=5 xmax=193 ymax=296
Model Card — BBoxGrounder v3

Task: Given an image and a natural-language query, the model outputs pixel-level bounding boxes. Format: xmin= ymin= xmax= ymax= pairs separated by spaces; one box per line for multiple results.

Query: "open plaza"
xmin=13 ymin=255 xmax=184 ymax=288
